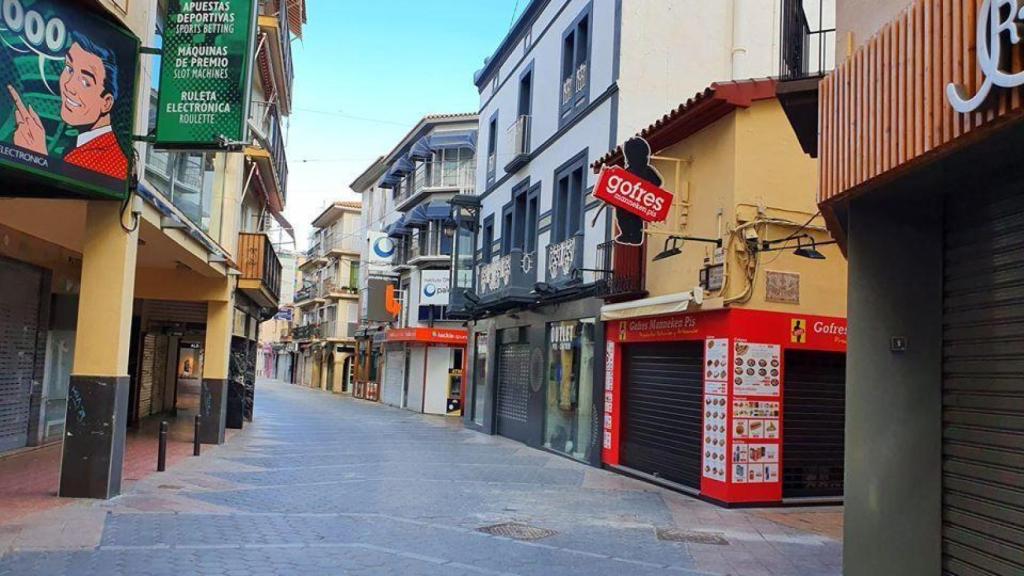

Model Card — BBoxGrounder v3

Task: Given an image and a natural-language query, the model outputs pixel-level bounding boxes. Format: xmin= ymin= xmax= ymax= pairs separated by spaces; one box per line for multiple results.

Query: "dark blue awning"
xmin=383 ymin=155 xmax=415 ymax=184
xmin=409 ymin=136 xmax=433 ymax=160
xmin=379 ymin=173 xmax=401 ymax=189
xmin=405 ymin=201 xmax=453 ymax=229
xmin=385 ymin=217 xmax=411 ymax=237
xmin=429 ymin=130 xmax=477 ymax=153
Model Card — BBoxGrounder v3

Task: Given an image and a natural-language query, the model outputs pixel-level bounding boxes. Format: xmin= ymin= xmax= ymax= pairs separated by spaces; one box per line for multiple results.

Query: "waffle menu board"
xmin=702 ymin=338 xmax=729 ymax=482
xmin=732 ymin=341 xmax=781 ymax=397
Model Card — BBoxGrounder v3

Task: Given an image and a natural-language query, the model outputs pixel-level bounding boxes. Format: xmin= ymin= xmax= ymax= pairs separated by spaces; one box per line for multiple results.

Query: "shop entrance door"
xmin=0 ymin=258 xmax=42 ymax=453
xmin=382 ymin=349 xmax=405 ymax=408
xmin=941 ymin=184 xmax=1024 ymax=575
xmin=620 ymin=342 xmax=704 ymax=491
xmin=782 ymin=350 xmax=846 ymax=499
xmin=495 ymin=342 xmax=530 ymax=443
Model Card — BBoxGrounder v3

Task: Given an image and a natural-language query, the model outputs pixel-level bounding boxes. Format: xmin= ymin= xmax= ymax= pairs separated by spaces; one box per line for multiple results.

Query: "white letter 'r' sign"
xmin=948 ymin=0 xmax=1024 ymax=113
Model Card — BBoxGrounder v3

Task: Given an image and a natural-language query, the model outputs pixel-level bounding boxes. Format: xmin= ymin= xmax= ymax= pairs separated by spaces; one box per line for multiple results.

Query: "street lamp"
xmin=652 ymin=235 xmax=723 ymax=262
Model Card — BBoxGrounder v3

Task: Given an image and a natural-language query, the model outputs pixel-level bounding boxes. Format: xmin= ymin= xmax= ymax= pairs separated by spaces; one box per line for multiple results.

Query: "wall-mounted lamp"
xmin=653 ymin=235 xmax=723 ymax=262
xmin=758 ymin=234 xmax=836 ymax=260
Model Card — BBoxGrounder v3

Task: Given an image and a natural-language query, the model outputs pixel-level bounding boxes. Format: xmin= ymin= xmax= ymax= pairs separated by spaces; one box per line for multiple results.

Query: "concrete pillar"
xmin=200 ymin=285 xmax=233 ymax=444
xmin=59 ymin=202 xmax=138 ymax=499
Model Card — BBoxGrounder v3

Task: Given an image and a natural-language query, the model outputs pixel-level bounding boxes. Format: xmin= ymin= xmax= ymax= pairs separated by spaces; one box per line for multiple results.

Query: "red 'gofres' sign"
xmin=594 ymin=166 xmax=674 ymax=222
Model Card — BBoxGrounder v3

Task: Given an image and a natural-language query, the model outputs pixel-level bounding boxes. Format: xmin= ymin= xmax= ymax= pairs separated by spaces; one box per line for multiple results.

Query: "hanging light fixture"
xmin=652 ymin=235 xmax=723 ymax=262
xmin=793 ymin=238 xmax=827 ymax=260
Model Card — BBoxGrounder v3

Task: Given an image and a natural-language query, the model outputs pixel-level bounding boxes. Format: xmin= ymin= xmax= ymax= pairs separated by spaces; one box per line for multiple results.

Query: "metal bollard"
xmin=193 ymin=415 xmax=201 ymax=456
xmin=157 ymin=421 xmax=168 ymax=471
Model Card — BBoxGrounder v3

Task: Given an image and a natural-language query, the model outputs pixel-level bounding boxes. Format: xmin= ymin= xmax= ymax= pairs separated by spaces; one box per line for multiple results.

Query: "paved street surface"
xmin=0 ymin=380 xmax=842 ymax=576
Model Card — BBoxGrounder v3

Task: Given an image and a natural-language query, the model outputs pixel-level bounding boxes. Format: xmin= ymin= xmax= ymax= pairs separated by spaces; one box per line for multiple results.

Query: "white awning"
xmin=600 ymin=290 xmax=725 ymax=321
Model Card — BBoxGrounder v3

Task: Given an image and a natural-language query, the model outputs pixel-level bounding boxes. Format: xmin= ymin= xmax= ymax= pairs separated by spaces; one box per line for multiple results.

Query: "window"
xmin=544 ymin=319 xmax=596 ymax=462
xmin=560 ymin=8 xmax=592 ymax=122
xmin=348 ymin=261 xmax=360 ymax=289
xmin=501 ymin=204 xmax=514 ymax=256
xmin=552 ymin=152 xmax=588 ymax=243
xmin=481 ymin=215 xmax=495 ymax=264
xmin=486 ymin=114 xmax=498 ymax=184
xmin=526 ymin=185 xmax=540 ymax=253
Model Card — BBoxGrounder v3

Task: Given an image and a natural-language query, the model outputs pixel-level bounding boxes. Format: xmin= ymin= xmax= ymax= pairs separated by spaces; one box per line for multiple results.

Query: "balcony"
xmin=504 ymin=115 xmax=531 ymax=174
xmin=245 ymin=100 xmax=289 ymax=210
xmin=292 ymin=323 xmax=321 ymax=341
xmin=596 ymin=241 xmax=647 ymax=303
xmin=323 ymin=279 xmax=360 ymax=300
xmin=257 ymin=0 xmax=295 ymax=114
xmin=777 ymin=0 xmax=835 ymax=157
xmin=561 ymin=63 xmax=588 ymax=107
xmin=545 ymin=234 xmax=583 ymax=288
xmin=237 ymin=233 xmax=283 ymax=310
xmin=395 ymin=160 xmax=475 ymax=212
xmin=294 ymin=284 xmax=319 ymax=306
xmin=475 ymin=249 xmax=537 ymax=312
xmin=320 ymin=321 xmax=360 ymax=342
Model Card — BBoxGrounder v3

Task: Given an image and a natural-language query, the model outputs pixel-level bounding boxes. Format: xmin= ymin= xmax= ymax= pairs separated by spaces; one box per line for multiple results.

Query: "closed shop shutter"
xmin=496 ymin=343 xmax=530 ymax=442
xmin=620 ymin=342 xmax=704 ymax=490
xmin=139 ymin=334 xmax=156 ymax=417
xmin=0 ymin=259 xmax=42 ymax=453
xmin=782 ymin=350 xmax=846 ymax=498
xmin=146 ymin=301 xmax=208 ymax=326
xmin=942 ymin=185 xmax=1024 ymax=576
xmin=382 ymin=350 xmax=406 ymax=407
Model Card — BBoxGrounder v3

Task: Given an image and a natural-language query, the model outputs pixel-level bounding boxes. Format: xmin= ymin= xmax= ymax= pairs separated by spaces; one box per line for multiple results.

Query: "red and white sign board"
xmin=594 ymin=166 xmax=674 ymax=222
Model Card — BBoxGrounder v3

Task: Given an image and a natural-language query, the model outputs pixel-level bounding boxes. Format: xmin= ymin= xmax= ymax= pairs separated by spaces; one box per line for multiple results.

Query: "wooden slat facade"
xmin=820 ymin=0 xmax=1024 ymax=204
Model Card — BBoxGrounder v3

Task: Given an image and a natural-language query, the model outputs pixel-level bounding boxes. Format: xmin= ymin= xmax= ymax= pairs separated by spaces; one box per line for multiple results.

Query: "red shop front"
xmin=602 ymin=308 xmax=847 ymax=505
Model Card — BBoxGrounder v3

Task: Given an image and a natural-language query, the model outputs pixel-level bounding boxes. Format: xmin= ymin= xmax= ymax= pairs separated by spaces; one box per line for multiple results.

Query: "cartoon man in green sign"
xmin=6 ymin=32 xmax=127 ymax=180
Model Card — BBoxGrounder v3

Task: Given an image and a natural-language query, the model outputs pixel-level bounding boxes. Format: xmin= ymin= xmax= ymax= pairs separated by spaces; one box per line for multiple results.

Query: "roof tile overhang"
xmin=593 ymin=78 xmax=778 ymax=171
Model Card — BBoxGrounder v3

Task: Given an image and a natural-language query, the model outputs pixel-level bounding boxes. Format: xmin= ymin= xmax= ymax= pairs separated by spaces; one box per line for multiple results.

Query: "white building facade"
xmin=353 ymin=115 xmax=478 ymax=414
xmin=456 ymin=0 xmax=787 ymax=465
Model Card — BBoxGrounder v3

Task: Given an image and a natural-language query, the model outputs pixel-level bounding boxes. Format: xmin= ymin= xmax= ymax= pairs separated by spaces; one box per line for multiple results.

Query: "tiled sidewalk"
xmin=0 ymin=413 xmax=227 ymax=527
xmin=0 ymin=380 xmax=843 ymax=575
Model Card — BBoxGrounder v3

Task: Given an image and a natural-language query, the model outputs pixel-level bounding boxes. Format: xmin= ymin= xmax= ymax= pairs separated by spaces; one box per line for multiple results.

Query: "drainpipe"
xmin=729 ymin=0 xmax=749 ymax=79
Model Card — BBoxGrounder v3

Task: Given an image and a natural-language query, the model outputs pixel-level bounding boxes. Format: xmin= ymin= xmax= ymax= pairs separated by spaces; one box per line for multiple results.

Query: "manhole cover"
xmin=655 ymin=528 xmax=729 ymax=545
xmin=476 ymin=522 xmax=557 ymax=541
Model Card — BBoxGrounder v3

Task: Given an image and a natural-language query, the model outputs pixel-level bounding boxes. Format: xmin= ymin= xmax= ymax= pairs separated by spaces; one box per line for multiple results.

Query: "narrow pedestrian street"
xmin=0 ymin=380 xmax=841 ymax=576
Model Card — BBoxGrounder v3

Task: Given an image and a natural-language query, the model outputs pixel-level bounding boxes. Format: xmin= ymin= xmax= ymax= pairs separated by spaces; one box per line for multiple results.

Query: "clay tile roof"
xmin=593 ymin=78 xmax=778 ymax=172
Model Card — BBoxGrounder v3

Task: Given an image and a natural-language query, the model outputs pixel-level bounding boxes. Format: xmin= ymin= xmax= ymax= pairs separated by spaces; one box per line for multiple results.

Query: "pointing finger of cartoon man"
xmin=27 ymin=105 xmax=43 ymax=130
xmin=6 ymin=85 xmax=29 ymax=116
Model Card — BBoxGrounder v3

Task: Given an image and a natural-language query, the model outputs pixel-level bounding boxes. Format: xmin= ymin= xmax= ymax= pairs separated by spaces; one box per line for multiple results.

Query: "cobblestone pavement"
xmin=0 ymin=380 xmax=842 ymax=576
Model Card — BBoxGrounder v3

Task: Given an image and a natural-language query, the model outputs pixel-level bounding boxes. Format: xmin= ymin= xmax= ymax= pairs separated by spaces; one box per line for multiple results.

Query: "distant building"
xmin=293 ymin=202 xmax=363 ymax=393
xmin=353 ymin=114 xmax=478 ymax=412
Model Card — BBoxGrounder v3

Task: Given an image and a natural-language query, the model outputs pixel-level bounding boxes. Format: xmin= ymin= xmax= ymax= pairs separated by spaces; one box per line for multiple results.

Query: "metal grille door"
xmin=496 ymin=343 xmax=530 ymax=442
xmin=942 ymin=186 xmax=1024 ymax=576
xmin=782 ymin=350 xmax=846 ymax=498
xmin=0 ymin=259 xmax=42 ymax=453
xmin=620 ymin=342 xmax=704 ymax=490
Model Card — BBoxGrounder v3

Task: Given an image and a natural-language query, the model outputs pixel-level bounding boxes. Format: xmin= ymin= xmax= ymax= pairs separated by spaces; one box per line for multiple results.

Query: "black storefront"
xmin=452 ymin=196 xmax=606 ymax=467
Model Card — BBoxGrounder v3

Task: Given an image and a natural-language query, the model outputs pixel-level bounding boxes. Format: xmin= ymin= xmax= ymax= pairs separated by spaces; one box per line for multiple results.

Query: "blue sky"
xmin=284 ymin=0 xmax=521 ymax=247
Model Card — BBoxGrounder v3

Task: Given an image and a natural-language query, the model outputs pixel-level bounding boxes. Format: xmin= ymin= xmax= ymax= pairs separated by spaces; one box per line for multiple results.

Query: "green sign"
xmin=0 ymin=0 xmax=139 ymax=201
xmin=155 ymin=0 xmax=257 ymax=149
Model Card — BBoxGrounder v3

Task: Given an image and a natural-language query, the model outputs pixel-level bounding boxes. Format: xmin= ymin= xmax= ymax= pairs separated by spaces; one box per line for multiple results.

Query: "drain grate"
xmin=655 ymin=528 xmax=729 ymax=545
xmin=157 ymin=484 xmax=183 ymax=490
xmin=476 ymin=522 xmax=557 ymax=541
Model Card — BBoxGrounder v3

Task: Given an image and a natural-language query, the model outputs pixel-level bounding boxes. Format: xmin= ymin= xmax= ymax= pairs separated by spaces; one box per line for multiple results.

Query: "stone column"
xmin=59 ymin=202 xmax=138 ymax=499
xmin=200 ymin=285 xmax=233 ymax=444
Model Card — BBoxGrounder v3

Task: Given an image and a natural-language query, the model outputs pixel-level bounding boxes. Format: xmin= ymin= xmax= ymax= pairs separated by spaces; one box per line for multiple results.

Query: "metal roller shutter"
xmin=496 ymin=343 xmax=530 ymax=442
xmin=620 ymin=342 xmax=704 ymax=490
xmin=0 ymin=259 xmax=42 ymax=453
xmin=782 ymin=350 xmax=846 ymax=499
xmin=942 ymin=184 xmax=1024 ymax=576
xmin=382 ymin=350 xmax=406 ymax=408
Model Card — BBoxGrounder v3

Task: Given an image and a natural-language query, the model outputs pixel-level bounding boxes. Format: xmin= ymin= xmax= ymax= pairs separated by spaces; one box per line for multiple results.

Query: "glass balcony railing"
xmin=249 ymin=100 xmax=289 ymax=204
xmin=504 ymin=115 xmax=531 ymax=173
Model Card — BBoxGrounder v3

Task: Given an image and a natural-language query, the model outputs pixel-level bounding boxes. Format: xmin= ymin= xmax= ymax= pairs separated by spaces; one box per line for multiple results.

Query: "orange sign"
xmin=386 ymin=328 xmax=468 ymax=345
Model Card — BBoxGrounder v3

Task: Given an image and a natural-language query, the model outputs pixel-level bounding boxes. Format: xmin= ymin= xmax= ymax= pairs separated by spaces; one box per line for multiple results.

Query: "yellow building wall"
xmin=644 ymin=115 xmax=737 ymax=300
xmin=642 ymin=99 xmax=847 ymax=319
